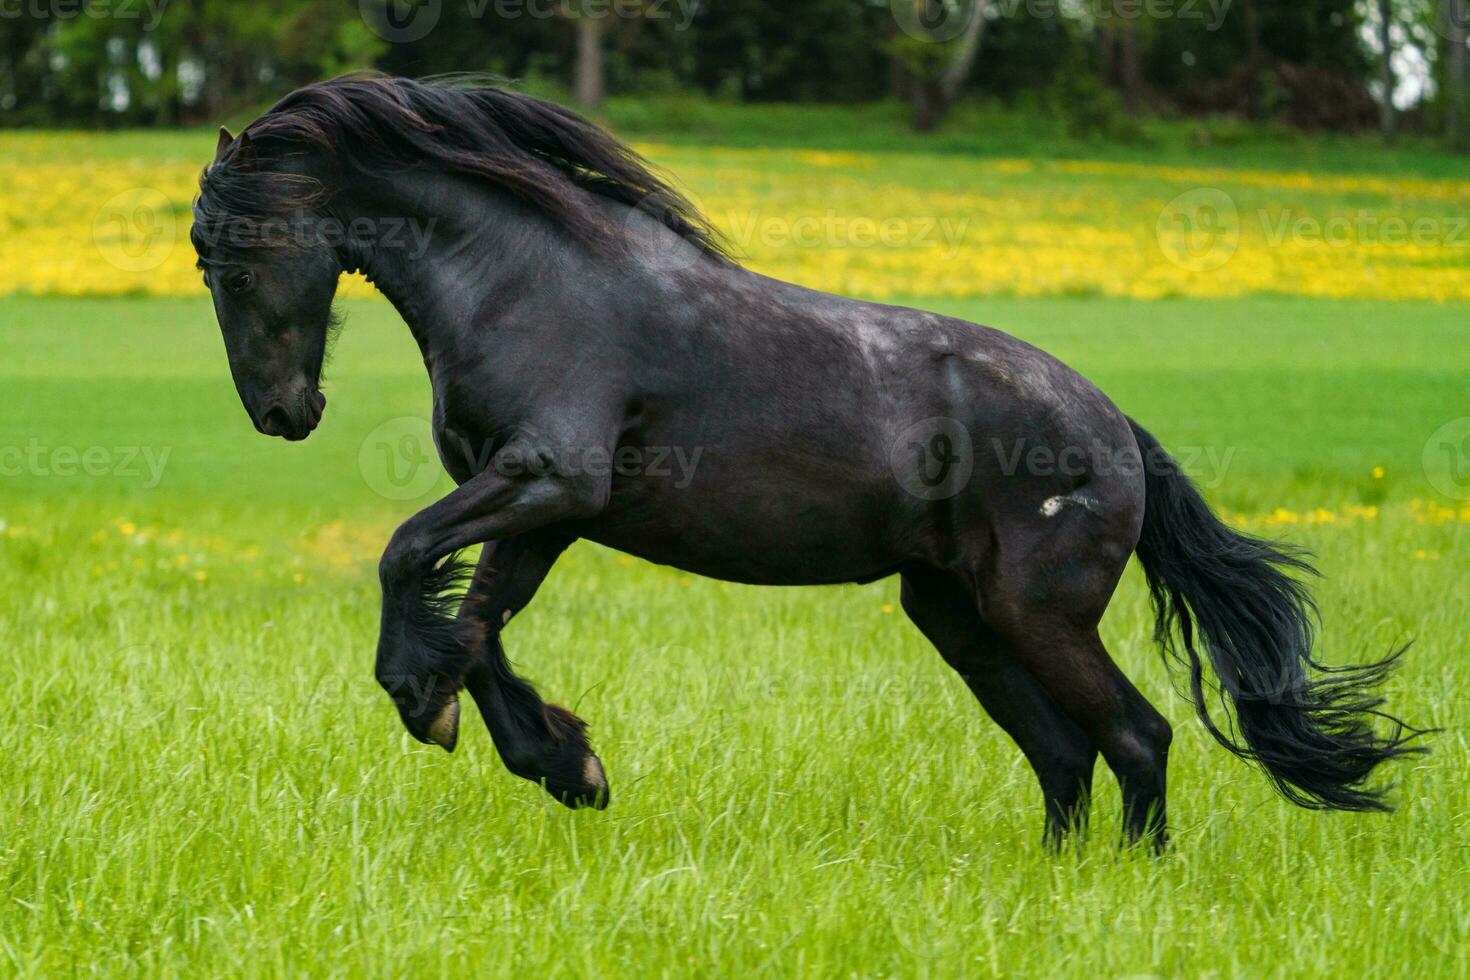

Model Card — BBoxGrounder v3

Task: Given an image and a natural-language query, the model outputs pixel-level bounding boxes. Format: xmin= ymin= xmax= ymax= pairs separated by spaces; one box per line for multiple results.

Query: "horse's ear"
xmin=234 ymin=130 xmax=256 ymax=170
xmin=214 ymin=127 xmax=256 ymax=170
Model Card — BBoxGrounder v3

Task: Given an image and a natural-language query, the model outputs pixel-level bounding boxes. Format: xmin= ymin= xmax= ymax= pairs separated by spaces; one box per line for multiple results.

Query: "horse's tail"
xmin=1127 ymin=417 xmax=1426 ymax=811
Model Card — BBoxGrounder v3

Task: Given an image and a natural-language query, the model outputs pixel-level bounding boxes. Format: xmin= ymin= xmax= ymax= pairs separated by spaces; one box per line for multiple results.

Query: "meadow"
xmin=1 ymin=115 xmax=1469 ymax=976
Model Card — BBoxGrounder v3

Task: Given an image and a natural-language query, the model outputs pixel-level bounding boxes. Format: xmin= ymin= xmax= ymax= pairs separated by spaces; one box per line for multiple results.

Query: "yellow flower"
xmin=1371 ymin=467 xmax=1385 ymax=479
xmin=6 ymin=139 xmax=1470 ymax=302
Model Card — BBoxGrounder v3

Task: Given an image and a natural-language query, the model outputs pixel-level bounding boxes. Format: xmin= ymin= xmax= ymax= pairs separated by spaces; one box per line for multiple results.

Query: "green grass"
xmin=2 ymin=294 xmax=1468 ymax=976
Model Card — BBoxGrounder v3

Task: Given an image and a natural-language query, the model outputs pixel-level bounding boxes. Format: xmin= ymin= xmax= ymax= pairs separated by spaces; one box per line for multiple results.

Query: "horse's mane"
xmin=195 ymin=74 xmax=728 ymax=261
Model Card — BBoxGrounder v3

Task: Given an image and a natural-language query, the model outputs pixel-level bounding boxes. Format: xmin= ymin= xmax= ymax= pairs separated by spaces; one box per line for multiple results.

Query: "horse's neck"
xmin=333 ymin=171 xmax=719 ymax=375
xmin=339 ymin=173 xmax=579 ymax=363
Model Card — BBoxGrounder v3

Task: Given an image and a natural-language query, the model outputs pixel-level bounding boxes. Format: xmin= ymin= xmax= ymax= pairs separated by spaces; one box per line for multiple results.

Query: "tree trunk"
xmin=938 ymin=0 xmax=988 ymax=104
xmin=1241 ymin=0 xmax=1263 ymax=119
xmin=889 ymin=19 xmax=912 ymax=103
xmin=1117 ymin=20 xmax=1143 ymax=114
xmin=1449 ymin=0 xmax=1468 ymax=149
xmin=574 ymin=14 xmax=605 ymax=109
xmin=911 ymin=80 xmax=944 ymax=132
xmin=907 ymin=0 xmax=988 ymax=130
xmin=1379 ymin=0 xmax=1395 ymax=142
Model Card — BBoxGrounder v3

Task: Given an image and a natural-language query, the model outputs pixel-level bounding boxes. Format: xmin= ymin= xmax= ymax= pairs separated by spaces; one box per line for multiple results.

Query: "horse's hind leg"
xmin=1001 ymin=622 xmax=1172 ymax=848
xmin=901 ymin=567 xmax=1098 ymax=846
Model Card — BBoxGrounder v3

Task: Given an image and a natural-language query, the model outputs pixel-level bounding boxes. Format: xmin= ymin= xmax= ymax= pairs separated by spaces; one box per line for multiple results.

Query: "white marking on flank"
xmin=1040 ymin=493 xmax=1102 ymax=518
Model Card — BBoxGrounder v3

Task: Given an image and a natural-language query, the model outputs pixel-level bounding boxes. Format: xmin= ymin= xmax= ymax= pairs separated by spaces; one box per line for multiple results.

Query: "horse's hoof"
xmin=546 ymin=753 xmax=609 ymax=810
xmin=426 ymin=698 xmax=459 ymax=752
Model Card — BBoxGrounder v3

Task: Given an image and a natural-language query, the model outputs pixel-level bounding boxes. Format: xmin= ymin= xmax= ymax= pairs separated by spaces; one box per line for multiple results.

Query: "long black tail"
xmin=1128 ymin=418 xmax=1426 ymax=811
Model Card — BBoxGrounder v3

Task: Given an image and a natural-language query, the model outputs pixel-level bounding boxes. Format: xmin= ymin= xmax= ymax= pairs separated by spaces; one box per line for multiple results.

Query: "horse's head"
xmin=192 ymin=127 xmax=338 ymax=442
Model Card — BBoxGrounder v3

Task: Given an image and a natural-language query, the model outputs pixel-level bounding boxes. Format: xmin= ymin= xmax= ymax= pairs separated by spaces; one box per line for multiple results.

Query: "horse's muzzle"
xmin=256 ymin=388 xmax=325 ymax=441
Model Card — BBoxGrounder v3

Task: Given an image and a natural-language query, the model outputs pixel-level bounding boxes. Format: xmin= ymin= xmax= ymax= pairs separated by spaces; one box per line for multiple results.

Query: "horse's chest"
xmin=430 ymin=400 xmax=487 ymax=486
xmin=429 ymin=386 xmax=516 ymax=486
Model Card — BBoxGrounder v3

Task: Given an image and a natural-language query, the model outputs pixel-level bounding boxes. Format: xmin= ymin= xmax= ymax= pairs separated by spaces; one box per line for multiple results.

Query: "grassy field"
xmin=2 ymin=291 xmax=1467 ymax=977
xmin=3 ymin=111 xmax=1470 ymax=975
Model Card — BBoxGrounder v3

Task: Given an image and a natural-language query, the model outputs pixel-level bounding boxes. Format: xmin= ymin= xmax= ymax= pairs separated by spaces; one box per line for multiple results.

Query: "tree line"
xmin=0 ymin=0 xmax=1466 ymax=147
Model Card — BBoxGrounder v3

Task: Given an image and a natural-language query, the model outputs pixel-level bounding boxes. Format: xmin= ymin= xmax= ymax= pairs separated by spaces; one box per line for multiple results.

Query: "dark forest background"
xmin=1 ymin=0 xmax=1467 ymax=148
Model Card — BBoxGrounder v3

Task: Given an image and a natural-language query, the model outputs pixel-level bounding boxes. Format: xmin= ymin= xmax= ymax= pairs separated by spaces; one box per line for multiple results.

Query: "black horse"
xmin=193 ymin=76 xmax=1422 ymax=847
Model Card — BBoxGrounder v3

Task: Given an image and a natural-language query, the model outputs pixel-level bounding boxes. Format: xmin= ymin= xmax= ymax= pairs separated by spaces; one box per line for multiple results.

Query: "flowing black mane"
xmin=194 ymin=75 xmax=728 ymax=261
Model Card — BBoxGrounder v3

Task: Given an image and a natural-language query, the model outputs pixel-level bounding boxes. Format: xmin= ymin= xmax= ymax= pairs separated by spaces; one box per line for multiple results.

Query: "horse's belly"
xmin=579 ymin=489 xmax=901 ymax=586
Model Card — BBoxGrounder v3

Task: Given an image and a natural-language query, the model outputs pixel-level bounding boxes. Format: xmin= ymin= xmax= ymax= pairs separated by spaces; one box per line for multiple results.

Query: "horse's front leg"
xmin=374 ymin=446 xmax=608 ymax=755
xmin=453 ymin=535 xmax=608 ymax=808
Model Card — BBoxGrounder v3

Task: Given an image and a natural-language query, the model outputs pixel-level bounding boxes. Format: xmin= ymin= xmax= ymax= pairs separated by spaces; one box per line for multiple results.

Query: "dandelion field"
xmin=5 ymin=125 xmax=1470 ymax=302
xmin=2 ymin=123 xmax=1469 ymax=976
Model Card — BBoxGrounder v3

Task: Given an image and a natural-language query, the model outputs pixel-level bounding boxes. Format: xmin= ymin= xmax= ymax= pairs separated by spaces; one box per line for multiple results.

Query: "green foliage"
xmin=1048 ymin=56 xmax=1148 ymax=143
xmin=0 ymin=0 xmax=385 ymax=127
xmin=2 ymin=0 xmax=1464 ymax=145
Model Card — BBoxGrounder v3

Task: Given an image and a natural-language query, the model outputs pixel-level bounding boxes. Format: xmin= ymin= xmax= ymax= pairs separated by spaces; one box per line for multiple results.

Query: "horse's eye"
xmin=226 ymin=271 xmax=254 ymax=294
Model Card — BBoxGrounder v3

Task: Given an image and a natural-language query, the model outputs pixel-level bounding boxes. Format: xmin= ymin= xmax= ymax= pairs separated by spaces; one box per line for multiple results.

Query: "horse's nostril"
xmin=307 ymin=389 xmax=327 ymax=423
xmin=260 ymin=405 xmax=291 ymax=437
